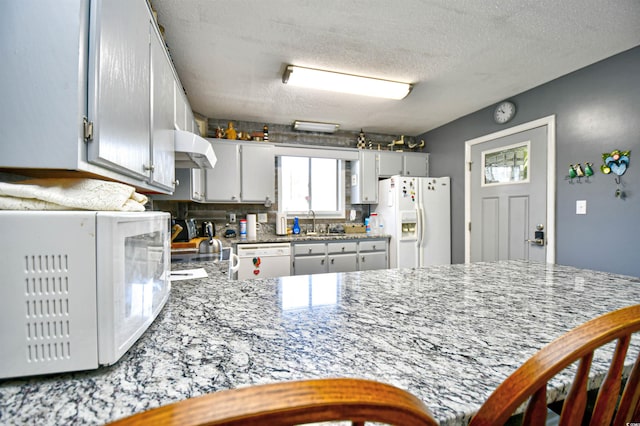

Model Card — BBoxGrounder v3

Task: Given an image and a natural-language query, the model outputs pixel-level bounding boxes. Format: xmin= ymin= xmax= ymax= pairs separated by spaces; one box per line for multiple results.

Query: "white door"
xmin=465 ymin=116 xmax=556 ymax=264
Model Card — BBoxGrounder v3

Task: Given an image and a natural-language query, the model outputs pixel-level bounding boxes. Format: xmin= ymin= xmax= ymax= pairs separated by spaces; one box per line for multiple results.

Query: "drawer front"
xmin=327 ymin=241 xmax=357 ymax=254
xmin=359 ymin=240 xmax=387 ymax=252
xmin=293 ymin=243 xmax=326 ymax=256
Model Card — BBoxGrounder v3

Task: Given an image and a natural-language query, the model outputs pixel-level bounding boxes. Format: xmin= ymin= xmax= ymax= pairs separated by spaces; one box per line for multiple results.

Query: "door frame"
xmin=464 ymin=115 xmax=556 ymax=264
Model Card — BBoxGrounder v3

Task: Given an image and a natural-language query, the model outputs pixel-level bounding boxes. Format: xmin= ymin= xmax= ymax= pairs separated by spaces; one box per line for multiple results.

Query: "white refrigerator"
xmin=375 ymin=176 xmax=451 ymax=268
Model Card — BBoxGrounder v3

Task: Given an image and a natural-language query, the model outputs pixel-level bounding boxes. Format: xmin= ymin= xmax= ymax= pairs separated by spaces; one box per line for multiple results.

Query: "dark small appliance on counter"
xmin=172 ymin=218 xmax=197 ymax=242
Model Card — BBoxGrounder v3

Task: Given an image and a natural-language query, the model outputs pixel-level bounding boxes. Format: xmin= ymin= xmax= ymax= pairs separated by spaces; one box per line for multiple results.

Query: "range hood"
xmin=174 ymin=130 xmax=217 ymax=169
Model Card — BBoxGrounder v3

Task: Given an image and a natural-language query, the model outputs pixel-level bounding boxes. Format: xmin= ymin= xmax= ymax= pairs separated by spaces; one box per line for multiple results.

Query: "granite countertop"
xmin=226 ymin=232 xmax=390 ymax=246
xmin=1 ymin=261 xmax=639 ymax=425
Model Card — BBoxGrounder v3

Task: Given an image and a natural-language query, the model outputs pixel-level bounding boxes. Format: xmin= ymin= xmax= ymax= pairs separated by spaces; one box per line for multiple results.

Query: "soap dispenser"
xmin=292 ymin=217 xmax=301 ymax=235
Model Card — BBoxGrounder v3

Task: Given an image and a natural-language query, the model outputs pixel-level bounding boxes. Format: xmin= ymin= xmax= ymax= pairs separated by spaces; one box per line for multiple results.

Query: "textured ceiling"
xmin=152 ymin=0 xmax=640 ymax=136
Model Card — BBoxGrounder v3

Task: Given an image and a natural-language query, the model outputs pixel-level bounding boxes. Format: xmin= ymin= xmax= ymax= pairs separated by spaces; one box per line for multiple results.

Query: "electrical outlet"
xmin=229 ymin=213 xmax=236 ymax=223
xmin=258 ymin=213 xmax=268 ymax=223
xmin=576 ymin=200 xmax=587 ymax=215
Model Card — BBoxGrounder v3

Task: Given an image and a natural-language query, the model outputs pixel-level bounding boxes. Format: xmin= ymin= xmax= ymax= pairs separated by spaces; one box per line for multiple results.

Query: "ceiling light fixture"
xmin=282 ymin=65 xmax=412 ymax=100
xmin=293 ymin=120 xmax=340 ymax=133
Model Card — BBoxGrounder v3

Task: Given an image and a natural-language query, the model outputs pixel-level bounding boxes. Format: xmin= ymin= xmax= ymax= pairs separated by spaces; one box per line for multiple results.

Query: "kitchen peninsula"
xmin=1 ymin=261 xmax=639 ymax=425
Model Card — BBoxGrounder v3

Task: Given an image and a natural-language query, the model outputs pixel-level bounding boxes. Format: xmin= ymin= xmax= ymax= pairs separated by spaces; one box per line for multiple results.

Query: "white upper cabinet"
xmin=87 ymin=0 xmax=151 ymax=180
xmin=149 ymin=21 xmax=176 ymax=190
xmin=240 ymin=144 xmax=275 ymax=204
xmin=204 ymin=143 xmax=241 ymax=202
xmin=0 ymin=0 xmax=181 ymax=193
xmin=378 ymin=151 xmax=429 ymax=177
xmin=204 ymin=140 xmax=275 ymax=204
xmin=378 ymin=151 xmax=404 ymax=177
xmin=351 ymin=150 xmax=379 ymax=204
xmin=403 ymin=153 xmax=429 ymax=176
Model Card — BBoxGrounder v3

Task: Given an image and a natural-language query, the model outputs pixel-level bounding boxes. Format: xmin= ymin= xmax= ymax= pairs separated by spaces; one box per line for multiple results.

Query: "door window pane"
xmin=482 ymin=142 xmax=530 ymax=186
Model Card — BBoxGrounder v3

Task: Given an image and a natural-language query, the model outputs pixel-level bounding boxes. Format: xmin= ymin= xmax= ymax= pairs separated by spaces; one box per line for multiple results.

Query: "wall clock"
xmin=493 ymin=100 xmax=516 ymax=124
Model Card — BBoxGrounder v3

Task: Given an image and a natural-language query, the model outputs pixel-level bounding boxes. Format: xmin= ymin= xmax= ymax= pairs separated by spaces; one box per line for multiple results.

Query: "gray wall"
xmin=419 ymin=46 xmax=640 ymax=277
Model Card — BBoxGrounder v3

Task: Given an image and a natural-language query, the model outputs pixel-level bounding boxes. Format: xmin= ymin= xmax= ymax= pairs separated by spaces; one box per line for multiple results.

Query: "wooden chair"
xmin=107 ymin=377 xmax=438 ymax=426
xmin=470 ymin=304 xmax=640 ymax=426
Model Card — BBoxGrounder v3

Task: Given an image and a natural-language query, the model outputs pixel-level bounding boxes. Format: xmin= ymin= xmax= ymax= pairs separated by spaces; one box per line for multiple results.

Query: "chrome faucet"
xmin=307 ymin=210 xmax=316 ymax=234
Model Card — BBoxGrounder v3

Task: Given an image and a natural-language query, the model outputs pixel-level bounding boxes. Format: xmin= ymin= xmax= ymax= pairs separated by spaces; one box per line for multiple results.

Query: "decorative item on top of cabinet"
xmin=407 ymin=139 xmax=425 ymax=150
xmin=357 ymin=129 xmax=367 ymax=149
xmin=388 ymin=135 xmax=405 ymax=151
xmin=225 ymin=121 xmax=237 ymax=140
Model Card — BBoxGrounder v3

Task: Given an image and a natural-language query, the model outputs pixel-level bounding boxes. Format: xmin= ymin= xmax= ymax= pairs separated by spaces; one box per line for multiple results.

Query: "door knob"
xmin=526 ymin=224 xmax=545 ymax=246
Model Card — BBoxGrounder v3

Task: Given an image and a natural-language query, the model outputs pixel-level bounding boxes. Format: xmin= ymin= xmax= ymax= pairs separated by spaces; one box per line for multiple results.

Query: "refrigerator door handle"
xmin=416 ymin=206 xmax=424 ymax=246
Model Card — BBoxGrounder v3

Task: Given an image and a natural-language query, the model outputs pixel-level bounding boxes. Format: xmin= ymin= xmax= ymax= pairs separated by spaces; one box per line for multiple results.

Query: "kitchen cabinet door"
xmin=294 ymin=255 xmax=327 ymax=275
xmin=191 ymin=168 xmax=204 ymax=201
xmin=153 ymin=168 xmax=203 ymax=202
xmin=240 ymin=144 xmax=275 ymax=204
xmin=328 ymin=253 xmax=358 ymax=273
xmin=204 ymin=143 xmax=241 ymax=202
xmin=403 ymin=153 xmax=429 ymax=177
xmin=359 ymin=251 xmax=387 ymax=271
xmin=327 ymin=241 xmax=357 ymax=273
xmin=149 ymin=22 xmax=175 ymax=191
xmin=351 ymin=150 xmax=378 ymax=204
xmin=174 ymin=83 xmax=187 ymax=131
xmin=378 ymin=151 xmax=404 ymax=177
xmin=87 ymin=0 xmax=151 ymax=180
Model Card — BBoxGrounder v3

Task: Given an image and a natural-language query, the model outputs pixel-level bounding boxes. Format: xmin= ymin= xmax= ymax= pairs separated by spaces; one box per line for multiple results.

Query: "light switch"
xmin=576 ymin=200 xmax=587 ymax=215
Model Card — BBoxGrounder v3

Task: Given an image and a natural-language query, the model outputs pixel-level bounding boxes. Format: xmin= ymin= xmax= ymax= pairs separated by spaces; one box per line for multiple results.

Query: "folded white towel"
xmin=0 ymin=178 xmax=148 ymax=211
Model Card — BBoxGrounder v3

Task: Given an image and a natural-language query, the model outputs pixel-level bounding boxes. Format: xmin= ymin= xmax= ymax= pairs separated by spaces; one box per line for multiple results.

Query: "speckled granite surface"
xmin=228 ymin=232 xmax=390 ymax=246
xmin=1 ymin=261 xmax=639 ymax=425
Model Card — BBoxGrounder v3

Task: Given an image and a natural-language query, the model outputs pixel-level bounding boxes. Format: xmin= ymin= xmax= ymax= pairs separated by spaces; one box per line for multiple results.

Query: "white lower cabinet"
xmin=293 ymin=239 xmax=387 ymax=275
xmin=293 ymin=243 xmax=327 ymax=275
xmin=327 ymin=242 xmax=358 ymax=273
xmin=358 ymin=239 xmax=388 ymax=271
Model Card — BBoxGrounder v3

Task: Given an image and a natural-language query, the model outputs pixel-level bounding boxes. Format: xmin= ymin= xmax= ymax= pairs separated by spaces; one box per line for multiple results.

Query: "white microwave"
xmin=0 ymin=210 xmax=171 ymax=379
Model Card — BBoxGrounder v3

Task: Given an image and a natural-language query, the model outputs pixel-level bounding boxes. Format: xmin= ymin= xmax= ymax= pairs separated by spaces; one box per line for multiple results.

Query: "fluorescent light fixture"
xmin=283 ymin=65 xmax=412 ymax=100
xmin=293 ymin=120 xmax=340 ymax=133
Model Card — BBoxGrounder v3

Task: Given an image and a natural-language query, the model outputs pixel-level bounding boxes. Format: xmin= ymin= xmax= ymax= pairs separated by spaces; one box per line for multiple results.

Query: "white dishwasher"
xmin=236 ymin=242 xmax=291 ymax=280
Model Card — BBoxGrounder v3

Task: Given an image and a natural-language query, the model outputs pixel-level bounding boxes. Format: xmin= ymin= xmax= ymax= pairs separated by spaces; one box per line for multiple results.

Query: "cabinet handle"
xmin=361 ymin=256 xmax=365 ymax=262
xmin=373 ymin=245 xmax=376 ymax=250
xmin=331 ymin=258 xmax=334 ymax=264
xmin=321 ymin=259 xmax=325 ymax=265
xmin=143 ymin=164 xmax=155 ymax=172
xmin=308 ymin=248 xmax=312 ymax=254
xmin=341 ymin=246 xmax=345 ymax=252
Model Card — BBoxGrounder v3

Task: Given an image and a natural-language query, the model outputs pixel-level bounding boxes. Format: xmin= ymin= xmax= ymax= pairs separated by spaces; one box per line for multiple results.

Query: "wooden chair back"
xmin=470 ymin=304 xmax=640 ymax=425
xmin=107 ymin=377 xmax=438 ymax=426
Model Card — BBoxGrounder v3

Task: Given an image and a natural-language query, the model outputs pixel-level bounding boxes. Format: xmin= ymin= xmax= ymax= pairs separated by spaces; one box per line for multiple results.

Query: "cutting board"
xmin=171 ymin=237 xmax=209 ymax=250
